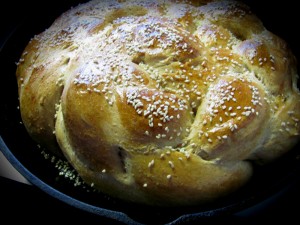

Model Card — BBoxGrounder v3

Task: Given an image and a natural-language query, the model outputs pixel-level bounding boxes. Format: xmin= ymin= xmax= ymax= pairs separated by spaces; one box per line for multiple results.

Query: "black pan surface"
xmin=1 ymin=1 xmax=300 ymax=224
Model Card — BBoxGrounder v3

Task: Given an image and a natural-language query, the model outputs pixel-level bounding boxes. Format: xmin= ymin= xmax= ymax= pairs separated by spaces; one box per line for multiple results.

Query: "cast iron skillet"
xmin=1 ymin=1 xmax=300 ymax=224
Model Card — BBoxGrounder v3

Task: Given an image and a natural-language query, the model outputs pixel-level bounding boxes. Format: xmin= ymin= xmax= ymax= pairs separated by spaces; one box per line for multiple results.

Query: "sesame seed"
xmin=168 ymin=161 xmax=175 ymax=169
xmin=148 ymin=159 xmax=155 ymax=168
xmin=185 ymin=152 xmax=190 ymax=159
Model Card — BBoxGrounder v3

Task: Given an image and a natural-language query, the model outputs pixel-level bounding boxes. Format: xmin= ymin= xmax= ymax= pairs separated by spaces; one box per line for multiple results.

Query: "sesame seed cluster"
xmin=16 ymin=0 xmax=300 ymax=206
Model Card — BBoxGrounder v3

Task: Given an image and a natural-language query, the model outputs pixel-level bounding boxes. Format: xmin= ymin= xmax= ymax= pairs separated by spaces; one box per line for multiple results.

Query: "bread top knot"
xmin=16 ymin=0 xmax=300 ymax=206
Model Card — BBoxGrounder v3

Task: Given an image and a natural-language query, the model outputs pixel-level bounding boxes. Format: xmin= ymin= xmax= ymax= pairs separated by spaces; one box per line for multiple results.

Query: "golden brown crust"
xmin=16 ymin=0 xmax=300 ymax=206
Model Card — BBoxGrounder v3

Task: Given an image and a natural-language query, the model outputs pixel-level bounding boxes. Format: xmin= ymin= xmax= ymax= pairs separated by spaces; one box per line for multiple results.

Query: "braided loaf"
xmin=16 ymin=0 xmax=300 ymax=206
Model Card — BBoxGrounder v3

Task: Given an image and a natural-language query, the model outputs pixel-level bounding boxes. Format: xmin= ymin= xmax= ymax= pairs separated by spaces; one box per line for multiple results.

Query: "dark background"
xmin=1 ymin=0 xmax=300 ymax=224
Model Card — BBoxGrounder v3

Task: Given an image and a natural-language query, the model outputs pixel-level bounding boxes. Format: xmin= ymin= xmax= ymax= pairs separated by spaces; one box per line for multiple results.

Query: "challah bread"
xmin=16 ymin=0 xmax=300 ymax=206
